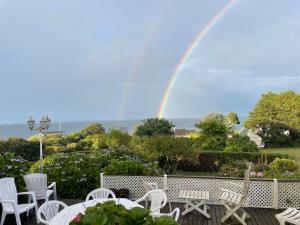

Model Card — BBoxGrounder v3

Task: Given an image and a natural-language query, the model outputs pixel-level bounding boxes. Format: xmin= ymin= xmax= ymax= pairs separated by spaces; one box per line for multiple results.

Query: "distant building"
xmin=173 ymin=128 xmax=195 ymax=137
xmin=239 ymin=127 xmax=265 ymax=148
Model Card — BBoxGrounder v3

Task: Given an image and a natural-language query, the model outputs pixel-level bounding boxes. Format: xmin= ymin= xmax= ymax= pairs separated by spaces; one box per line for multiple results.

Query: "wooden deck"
xmin=2 ymin=201 xmax=282 ymax=225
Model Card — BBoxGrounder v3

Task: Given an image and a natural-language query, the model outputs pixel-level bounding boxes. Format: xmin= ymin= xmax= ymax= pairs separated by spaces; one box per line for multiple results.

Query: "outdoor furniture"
xmin=220 ymin=167 xmax=251 ymax=225
xmin=23 ymin=173 xmax=57 ymax=202
xmin=135 ymin=189 xmax=167 ymax=217
xmin=155 ymin=207 xmax=180 ymax=221
xmin=48 ymin=198 xmax=142 ymax=225
xmin=142 ymin=180 xmax=172 ymax=212
xmin=85 ymin=188 xmax=117 ymax=202
xmin=178 ymin=190 xmax=210 ymax=218
xmin=276 ymin=208 xmax=300 ymax=225
xmin=0 ymin=177 xmax=37 ymax=225
xmin=37 ymin=200 xmax=68 ymax=225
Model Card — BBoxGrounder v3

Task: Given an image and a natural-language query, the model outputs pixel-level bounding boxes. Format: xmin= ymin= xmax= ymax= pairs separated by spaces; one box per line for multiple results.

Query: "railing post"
xmin=273 ymin=179 xmax=279 ymax=209
xmin=100 ymin=173 xmax=104 ymax=188
xmin=163 ymin=174 xmax=168 ymax=190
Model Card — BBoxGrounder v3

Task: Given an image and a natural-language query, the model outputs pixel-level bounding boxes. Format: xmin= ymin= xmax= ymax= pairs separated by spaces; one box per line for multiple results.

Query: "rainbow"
xmin=157 ymin=0 xmax=238 ymax=118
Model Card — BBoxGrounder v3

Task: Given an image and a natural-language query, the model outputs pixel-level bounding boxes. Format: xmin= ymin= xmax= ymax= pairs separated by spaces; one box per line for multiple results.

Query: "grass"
xmin=261 ymin=147 xmax=300 ymax=161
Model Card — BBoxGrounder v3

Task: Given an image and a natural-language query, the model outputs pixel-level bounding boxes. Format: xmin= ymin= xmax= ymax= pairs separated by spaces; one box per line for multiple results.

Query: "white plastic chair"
xmin=154 ymin=207 xmax=180 ymax=221
xmin=85 ymin=188 xmax=117 ymax=202
xmin=276 ymin=208 xmax=300 ymax=225
xmin=0 ymin=177 xmax=37 ymax=225
xmin=37 ymin=200 xmax=68 ymax=225
xmin=135 ymin=189 xmax=167 ymax=216
xmin=23 ymin=173 xmax=57 ymax=202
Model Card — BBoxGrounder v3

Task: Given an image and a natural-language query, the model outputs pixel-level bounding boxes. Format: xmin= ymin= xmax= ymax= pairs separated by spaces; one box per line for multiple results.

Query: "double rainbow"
xmin=157 ymin=0 xmax=238 ymax=118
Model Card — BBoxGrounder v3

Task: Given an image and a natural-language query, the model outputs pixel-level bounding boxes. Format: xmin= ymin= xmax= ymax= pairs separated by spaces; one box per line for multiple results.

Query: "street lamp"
xmin=27 ymin=115 xmax=63 ymax=173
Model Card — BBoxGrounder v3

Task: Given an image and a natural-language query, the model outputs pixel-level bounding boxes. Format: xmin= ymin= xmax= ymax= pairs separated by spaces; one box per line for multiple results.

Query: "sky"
xmin=0 ymin=0 xmax=300 ymax=123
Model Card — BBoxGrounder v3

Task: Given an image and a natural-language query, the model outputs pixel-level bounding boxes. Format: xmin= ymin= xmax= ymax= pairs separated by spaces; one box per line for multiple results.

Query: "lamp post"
xmin=27 ymin=115 xmax=63 ymax=173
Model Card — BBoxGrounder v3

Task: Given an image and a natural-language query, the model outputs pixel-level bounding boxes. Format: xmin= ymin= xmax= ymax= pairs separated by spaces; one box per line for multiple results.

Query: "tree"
xmin=194 ymin=113 xmax=231 ymax=151
xmin=106 ymin=129 xmax=131 ymax=147
xmin=245 ymin=91 xmax=300 ymax=146
xmin=130 ymin=136 xmax=193 ymax=173
xmin=134 ymin=118 xmax=174 ymax=137
xmin=79 ymin=123 xmax=105 ymax=138
xmin=226 ymin=112 xmax=240 ymax=126
xmin=224 ymin=134 xmax=258 ymax=152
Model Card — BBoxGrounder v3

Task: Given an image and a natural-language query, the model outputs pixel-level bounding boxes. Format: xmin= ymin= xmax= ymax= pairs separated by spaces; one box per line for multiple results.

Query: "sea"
xmin=0 ymin=118 xmax=204 ymax=139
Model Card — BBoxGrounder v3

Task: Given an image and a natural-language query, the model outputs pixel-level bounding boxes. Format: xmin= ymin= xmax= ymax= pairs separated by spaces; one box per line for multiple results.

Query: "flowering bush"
xmin=103 ymin=160 xmax=162 ymax=176
xmin=0 ymin=152 xmax=30 ymax=190
xmin=69 ymin=201 xmax=179 ymax=225
xmin=264 ymin=158 xmax=300 ymax=179
xmin=30 ymin=153 xmax=110 ymax=199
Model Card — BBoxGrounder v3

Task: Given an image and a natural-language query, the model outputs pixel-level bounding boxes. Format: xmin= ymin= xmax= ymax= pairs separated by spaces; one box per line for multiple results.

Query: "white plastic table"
xmin=49 ymin=198 xmax=143 ymax=225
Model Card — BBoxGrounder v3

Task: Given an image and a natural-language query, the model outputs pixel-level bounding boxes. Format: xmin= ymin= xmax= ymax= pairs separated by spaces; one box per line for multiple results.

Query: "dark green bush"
xmin=177 ymin=151 xmax=288 ymax=172
xmin=103 ymin=160 xmax=161 ymax=176
xmin=0 ymin=137 xmax=40 ymax=161
xmin=30 ymin=153 xmax=110 ymax=199
xmin=0 ymin=152 xmax=30 ymax=191
xmin=219 ymin=160 xmax=248 ymax=177
xmin=225 ymin=134 xmax=258 ymax=152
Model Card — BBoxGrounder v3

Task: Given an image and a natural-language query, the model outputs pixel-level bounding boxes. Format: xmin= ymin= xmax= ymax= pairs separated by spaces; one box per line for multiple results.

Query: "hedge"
xmin=177 ymin=151 xmax=289 ymax=172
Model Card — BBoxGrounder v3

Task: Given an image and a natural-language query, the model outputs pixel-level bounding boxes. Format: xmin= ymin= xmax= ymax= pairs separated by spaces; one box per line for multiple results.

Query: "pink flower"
xmin=72 ymin=214 xmax=81 ymax=222
xmin=256 ymin=172 xmax=263 ymax=177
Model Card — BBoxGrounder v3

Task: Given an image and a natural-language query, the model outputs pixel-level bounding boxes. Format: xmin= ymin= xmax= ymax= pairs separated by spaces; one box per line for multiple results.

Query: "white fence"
xmin=101 ymin=174 xmax=300 ymax=209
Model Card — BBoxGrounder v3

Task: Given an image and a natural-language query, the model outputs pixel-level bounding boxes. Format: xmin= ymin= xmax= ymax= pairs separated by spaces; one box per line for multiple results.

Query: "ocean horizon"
xmin=0 ymin=117 xmax=246 ymax=139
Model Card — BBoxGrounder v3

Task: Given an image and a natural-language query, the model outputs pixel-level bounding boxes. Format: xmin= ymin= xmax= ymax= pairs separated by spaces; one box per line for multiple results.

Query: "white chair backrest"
xmin=146 ymin=189 xmax=167 ymax=215
xmin=24 ymin=173 xmax=48 ymax=200
xmin=86 ymin=188 xmax=116 ymax=202
xmin=243 ymin=166 xmax=251 ymax=197
xmin=142 ymin=181 xmax=158 ymax=193
xmin=0 ymin=178 xmax=18 ymax=210
xmin=37 ymin=200 xmax=68 ymax=224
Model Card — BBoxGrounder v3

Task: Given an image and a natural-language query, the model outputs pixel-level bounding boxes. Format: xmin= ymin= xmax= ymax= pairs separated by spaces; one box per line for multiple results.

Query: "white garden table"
xmin=178 ymin=190 xmax=210 ymax=218
xmin=49 ymin=198 xmax=143 ymax=225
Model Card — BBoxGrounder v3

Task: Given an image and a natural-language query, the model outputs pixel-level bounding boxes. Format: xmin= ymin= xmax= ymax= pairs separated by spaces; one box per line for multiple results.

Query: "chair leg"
xmin=15 ymin=213 xmax=22 ymax=225
xmin=0 ymin=211 xmax=6 ymax=225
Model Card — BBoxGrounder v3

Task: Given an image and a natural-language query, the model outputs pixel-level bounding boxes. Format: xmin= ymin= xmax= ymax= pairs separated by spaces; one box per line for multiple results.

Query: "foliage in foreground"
xmin=69 ymin=201 xmax=179 ymax=225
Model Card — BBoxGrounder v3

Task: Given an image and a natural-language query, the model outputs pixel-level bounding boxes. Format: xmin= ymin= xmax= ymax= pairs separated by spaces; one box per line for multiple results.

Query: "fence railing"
xmin=101 ymin=173 xmax=300 ymax=209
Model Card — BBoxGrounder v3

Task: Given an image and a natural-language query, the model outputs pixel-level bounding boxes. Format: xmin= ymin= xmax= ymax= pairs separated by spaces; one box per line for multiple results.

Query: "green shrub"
xmin=30 ymin=153 xmax=110 ymax=199
xmin=225 ymin=134 xmax=258 ymax=152
xmin=177 ymin=151 xmax=287 ymax=172
xmin=103 ymin=160 xmax=161 ymax=176
xmin=0 ymin=152 xmax=30 ymax=191
xmin=0 ymin=137 xmax=40 ymax=161
xmin=219 ymin=160 xmax=248 ymax=177
xmin=264 ymin=158 xmax=300 ymax=179
xmin=69 ymin=201 xmax=179 ymax=225
xmin=45 ymin=145 xmax=66 ymax=154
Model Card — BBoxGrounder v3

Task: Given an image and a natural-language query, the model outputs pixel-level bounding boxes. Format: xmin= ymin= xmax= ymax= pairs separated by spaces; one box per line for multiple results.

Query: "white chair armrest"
xmin=18 ymin=191 xmax=37 ymax=203
xmin=47 ymin=182 xmax=57 ymax=200
xmin=47 ymin=182 xmax=56 ymax=189
xmin=134 ymin=196 xmax=146 ymax=204
xmin=0 ymin=200 xmax=18 ymax=213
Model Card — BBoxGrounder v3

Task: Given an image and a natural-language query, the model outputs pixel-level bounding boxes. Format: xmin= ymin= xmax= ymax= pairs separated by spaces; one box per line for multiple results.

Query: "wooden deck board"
xmin=1 ymin=201 xmax=282 ymax=225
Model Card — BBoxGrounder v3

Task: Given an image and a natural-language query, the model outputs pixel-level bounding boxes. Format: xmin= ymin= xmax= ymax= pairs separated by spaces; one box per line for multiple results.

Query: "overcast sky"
xmin=0 ymin=0 xmax=300 ymax=123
